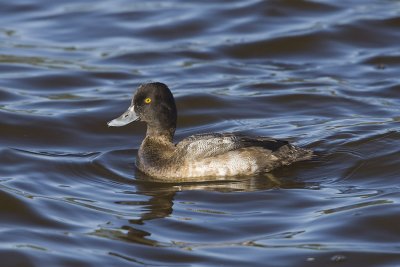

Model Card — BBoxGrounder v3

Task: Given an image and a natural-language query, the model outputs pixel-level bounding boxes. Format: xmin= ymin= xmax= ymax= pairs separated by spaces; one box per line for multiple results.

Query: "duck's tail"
xmin=274 ymin=144 xmax=314 ymax=166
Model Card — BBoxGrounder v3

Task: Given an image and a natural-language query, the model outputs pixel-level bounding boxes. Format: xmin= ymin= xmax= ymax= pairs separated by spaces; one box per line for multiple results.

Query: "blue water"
xmin=1 ymin=0 xmax=400 ymax=266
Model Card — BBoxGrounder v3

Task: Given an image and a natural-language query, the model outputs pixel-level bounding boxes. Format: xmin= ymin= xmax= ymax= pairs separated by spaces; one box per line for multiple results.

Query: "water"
xmin=1 ymin=0 xmax=400 ymax=266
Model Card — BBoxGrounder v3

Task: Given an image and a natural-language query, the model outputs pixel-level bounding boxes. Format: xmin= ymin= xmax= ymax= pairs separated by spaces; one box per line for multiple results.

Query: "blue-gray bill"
xmin=107 ymin=105 xmax=138 ymax=127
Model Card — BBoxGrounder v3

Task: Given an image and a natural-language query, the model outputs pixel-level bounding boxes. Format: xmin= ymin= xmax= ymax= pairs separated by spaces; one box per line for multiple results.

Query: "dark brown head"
xmin=108 ymin=82 xmax=177 ymax=139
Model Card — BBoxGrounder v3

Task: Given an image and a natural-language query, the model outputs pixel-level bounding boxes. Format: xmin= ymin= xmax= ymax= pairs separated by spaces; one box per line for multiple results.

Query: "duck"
xmin=108 ymin=82 xmax=312 ymax=180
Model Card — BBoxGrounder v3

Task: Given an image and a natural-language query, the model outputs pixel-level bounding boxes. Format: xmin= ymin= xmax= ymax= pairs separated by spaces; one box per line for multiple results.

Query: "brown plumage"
xmin=108 ymin=82 xmax=313 ymax=180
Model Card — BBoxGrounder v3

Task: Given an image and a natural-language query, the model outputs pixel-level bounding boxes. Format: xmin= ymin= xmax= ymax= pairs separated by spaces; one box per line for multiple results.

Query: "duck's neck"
xmin=138 ymin=127 xmax=176 ymax=172
xmin=145 ymin=124 xmax=175 ymax=142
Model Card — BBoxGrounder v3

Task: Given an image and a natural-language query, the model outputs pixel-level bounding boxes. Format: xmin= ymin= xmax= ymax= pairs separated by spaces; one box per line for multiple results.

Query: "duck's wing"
xmin=176 ymin=133 xmax=289 ymax=160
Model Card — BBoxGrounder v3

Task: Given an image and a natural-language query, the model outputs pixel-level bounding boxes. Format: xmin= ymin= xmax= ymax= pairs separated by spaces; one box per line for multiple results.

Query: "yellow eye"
xmin=144 ymin=97 xmax=152 ymax=104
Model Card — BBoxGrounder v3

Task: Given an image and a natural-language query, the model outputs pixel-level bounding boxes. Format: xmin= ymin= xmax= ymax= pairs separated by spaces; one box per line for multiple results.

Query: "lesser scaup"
xmin=108 ymin=82 xmax=312 ymax=179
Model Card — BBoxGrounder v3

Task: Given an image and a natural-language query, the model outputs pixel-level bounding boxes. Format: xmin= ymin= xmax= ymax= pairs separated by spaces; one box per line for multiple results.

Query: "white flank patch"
xmin=185 ymin=151 xmax=259 ymax=177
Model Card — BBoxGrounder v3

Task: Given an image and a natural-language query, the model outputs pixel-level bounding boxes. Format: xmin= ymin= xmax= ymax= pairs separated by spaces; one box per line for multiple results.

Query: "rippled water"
xmin=1 ymin=0 xmax=400 ymax=266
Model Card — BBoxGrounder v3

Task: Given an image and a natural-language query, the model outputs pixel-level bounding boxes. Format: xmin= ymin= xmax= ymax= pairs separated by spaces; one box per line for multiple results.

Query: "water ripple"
xmin=1 ymin=0 xmax=400 ymax=266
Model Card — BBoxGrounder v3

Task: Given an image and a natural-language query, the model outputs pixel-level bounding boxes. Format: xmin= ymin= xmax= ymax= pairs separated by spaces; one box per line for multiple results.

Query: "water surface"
xmin=1 ymin=0 xmax=400 ymax=266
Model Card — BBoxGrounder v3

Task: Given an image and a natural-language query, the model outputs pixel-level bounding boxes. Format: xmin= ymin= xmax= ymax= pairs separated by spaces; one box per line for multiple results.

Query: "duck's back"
xmin=170 ymin=133 xmax=312 ymax=179
xmin=176 ymin=133 xmax=288 ymax=158
xmin=137 ymin=133 xmax=312 ymax=179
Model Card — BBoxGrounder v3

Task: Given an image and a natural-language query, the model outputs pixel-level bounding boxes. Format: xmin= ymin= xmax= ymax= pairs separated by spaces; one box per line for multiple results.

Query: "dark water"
xmin=1 ymin=0 xmax=400 ymax=266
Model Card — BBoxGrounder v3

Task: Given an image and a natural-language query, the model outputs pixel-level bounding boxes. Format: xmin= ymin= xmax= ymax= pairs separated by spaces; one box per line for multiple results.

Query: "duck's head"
xmin=108 ymin=82 xmax=177 ymax=139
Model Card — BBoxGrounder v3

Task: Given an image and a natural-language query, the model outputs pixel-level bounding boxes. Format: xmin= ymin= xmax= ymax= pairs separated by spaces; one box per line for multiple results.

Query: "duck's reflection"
xmin=95 ymin=170 xmax=318 ymax=247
